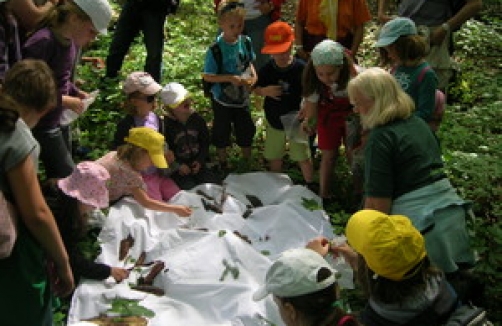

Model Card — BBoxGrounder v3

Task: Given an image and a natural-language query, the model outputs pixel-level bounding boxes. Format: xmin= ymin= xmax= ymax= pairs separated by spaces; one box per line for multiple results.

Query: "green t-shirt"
xmin=364 ymin=116 xmax=445 ymax=199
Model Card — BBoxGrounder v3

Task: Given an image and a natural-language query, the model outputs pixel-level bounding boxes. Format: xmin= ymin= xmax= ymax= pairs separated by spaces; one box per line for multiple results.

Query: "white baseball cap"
xmin=160 ymin=82 xmax=190 ymax=108
xmin=253 ymin=248 xmax=338 ymax=301
xmin=73 ymin=0 xmax=113 ymax=35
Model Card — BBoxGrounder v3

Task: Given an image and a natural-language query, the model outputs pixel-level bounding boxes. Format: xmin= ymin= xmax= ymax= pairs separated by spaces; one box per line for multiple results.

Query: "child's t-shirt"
xmin=393 ymin=62 xmax=438 ymax=121
xmin=255 ymin=58 xmax=305 ymax=130
xmin=96 ymin=151 xmax=147 ymax=202
xmin=203 ymin=34 xmax=256 ymax=107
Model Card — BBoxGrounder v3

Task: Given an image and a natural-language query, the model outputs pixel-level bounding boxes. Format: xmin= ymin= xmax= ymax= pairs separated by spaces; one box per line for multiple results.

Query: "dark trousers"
xmin=105 ymin=1 xmax=168 ymax=81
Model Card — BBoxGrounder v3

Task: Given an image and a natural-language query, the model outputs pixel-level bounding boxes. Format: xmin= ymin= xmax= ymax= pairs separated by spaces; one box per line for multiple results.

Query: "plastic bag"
xmin=280 ymin=111 xmax=308 ymax=144
xmin=60 ymin=90 xmax=99 ymax=126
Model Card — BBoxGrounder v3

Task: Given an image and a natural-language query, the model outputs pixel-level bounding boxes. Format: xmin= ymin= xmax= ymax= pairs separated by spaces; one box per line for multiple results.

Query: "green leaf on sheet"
xmin=301 ymin=197 xmax=322 ymax=211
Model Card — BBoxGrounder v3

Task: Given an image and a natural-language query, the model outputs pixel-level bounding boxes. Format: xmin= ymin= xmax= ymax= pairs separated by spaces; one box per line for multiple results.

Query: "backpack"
xmin=202 ymin=37 xmax=253 ymax=98
xmin=414 ymin=65 xmax=446 ymax=132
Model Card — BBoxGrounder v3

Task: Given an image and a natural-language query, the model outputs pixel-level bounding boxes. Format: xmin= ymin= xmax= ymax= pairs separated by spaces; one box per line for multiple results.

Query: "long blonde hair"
xmin=347 ymin=67 xmax=414 ymax=129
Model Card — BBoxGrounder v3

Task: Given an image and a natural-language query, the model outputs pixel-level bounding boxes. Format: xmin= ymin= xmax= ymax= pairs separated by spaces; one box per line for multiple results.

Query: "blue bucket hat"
xmin=311 ymin=40 xmax=344 ymax=66
xmin=375 ymin=17 xmax=417 ymax=48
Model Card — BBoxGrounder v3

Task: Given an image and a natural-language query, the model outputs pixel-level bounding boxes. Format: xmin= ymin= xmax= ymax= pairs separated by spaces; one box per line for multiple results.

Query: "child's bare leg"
xmin=269 ymin=159 xmax=283 ymax=173
xmin=319 ymin=149 xmax=335 ymax=198
xmin=298 ymin=158 xmax=314 ymax=183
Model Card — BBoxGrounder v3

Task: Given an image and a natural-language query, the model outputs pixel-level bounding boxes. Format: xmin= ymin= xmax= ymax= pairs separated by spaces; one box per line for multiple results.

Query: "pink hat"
xmin=58 ymin=162 xmax=110 ymax=209
xmin=122 ymin=71 xmax=162 ymax=95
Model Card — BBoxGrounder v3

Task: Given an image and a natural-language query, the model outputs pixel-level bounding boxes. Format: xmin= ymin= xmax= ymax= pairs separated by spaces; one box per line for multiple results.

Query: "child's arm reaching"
xmin=131 ymin=187 xmax=192 ymax=217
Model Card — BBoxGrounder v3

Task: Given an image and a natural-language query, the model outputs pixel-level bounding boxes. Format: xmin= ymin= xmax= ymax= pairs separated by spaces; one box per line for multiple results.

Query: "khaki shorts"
xmin=264 ymin=122 xmax=310 ymax=162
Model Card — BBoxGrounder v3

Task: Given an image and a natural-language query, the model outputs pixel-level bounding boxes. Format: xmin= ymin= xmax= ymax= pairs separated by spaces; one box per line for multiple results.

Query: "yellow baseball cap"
xmin=124 ymin=127 xmax=167 ymax=169
xmin=346 ymin=209 xmax=426 ymax=281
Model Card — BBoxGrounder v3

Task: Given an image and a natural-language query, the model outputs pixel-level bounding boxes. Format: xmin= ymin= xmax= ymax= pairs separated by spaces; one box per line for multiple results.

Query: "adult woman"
xmin=346 ymin=67 xmax=474 ymax=277
xmin=253 ymin=247 xmax=359 ymax=326
xmin=0 ymin=59 xmax=74 ymax=326
xmin=308 ymin=210 xmax=460 ymax=325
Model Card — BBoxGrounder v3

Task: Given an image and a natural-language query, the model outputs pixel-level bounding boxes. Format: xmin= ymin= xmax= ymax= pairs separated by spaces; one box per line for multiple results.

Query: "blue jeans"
xmin=105 ymin=0 xmax=169 ymax=81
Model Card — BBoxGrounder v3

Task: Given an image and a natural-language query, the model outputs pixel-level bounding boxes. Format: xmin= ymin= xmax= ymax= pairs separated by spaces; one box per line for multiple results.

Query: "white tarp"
xmin=68 ymin=172 xmax=351 ymax=326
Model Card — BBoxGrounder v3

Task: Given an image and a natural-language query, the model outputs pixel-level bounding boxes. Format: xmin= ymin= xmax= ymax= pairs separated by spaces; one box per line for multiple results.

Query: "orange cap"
xmin=261 ymin=21 xmax=295 ymax=54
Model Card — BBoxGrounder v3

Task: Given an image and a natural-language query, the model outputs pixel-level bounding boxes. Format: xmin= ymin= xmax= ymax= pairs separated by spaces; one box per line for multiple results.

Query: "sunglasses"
xmin=134 ymin=95 xmax=156 ymax=103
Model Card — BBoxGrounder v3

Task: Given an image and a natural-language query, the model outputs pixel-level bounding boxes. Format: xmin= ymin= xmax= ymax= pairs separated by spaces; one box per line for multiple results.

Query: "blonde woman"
xmin=347 ymin=68 xmax=476 ymax=301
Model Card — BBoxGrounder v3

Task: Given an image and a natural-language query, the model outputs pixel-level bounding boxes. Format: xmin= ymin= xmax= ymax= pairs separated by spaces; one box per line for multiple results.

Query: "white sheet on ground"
xmin=68 ymin=172 xmax=352 ymax=326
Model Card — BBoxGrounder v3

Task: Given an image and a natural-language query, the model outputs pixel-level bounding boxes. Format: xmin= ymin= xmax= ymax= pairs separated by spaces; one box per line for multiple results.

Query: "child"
xmin=202 ymin=0 xmax=257 ymax=170
xmin=253 ymin=248 xmax=359 ymax=326
xmin=113 ymin=71 xmax=181 ymax=202
xmin=375 ymin=17 xmax=439 ymax=127
xmin=161 ymin=82 xmax=222 ymax=190
xmin=253 ymin=21 xmax=315 ymax=189
xmin=294 ymin=0 xmax=371 ymax=60
xmin=301 ymin=40 xmax=354 ymax=206
xmin=97 ymin=127 xmax=192 ymax=217
xmin=45 ymin=161 xmax=130 ymax=284
xmin=22 ymin=0 xmax=112 ymax=180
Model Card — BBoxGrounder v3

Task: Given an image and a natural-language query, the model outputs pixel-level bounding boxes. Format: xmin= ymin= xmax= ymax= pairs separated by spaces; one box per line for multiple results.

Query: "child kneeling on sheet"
xmin=44 ymin=162 xmax=130 ymax=283
xmin=97 ymin=127 xmax=192 ymax=217
xmin=161 ymin=82 xmax=222 ymax=190
xmin=253 ymin=248 xmax=359 ymax=326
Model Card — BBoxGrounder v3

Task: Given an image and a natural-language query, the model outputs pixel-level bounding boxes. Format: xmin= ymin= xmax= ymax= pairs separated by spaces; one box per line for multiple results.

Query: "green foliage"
xmin=107 ymin=298 xmax=155 ymax=318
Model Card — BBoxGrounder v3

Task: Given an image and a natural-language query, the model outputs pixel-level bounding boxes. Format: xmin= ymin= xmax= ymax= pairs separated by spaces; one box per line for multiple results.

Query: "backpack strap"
xmin=210 ymin=42 xmax=223 ymax=74
xmin=416 ymin=65 xmax=432 ymax=83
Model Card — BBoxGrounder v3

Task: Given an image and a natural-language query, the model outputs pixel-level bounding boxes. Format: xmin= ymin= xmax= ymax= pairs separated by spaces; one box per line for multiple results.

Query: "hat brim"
xmin=374 ymin=36 xmax=398 ymax=48
xmin=58 ymin=179 xmax=109 ymax=209
xmin=143 ymin=83 xmax=162 ymax=96
xmin=149 ymin=150 xmax=168 ymax=169
xmin=261 ymin=41 xmax=293 ymax=54
xmin=167 ymin=92 xmax=190 ymax=109
xmin=252 ymin=285 xmax=269 ymax=301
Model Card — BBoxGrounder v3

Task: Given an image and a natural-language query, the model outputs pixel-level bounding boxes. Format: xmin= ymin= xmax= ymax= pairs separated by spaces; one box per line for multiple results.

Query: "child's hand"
xmin=165 ymin=150 xmax=175 ymax=164
xmin=179 ymin=164 xmax=191 ymax=176
xmin=262 ymin=85 xmax=282 ymax=100
xmin=306 ymin=236 xmax=331 ymax=256
xmin=173 ymin=205 xmax=192 ymax=217
xmin=191 ymin=161 xmax=201 ymax=174
xmin=301 ymin=119 xmax=316 ymax=135
xmin=63 ymin=96 xmax=85 ymax=114
xmin=110 ymin=267 xmax=130 ymax=283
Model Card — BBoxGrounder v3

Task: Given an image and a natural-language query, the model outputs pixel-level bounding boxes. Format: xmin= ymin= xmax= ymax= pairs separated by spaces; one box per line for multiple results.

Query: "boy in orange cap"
xmin=253 ymin=21 xmax=315 ymax=190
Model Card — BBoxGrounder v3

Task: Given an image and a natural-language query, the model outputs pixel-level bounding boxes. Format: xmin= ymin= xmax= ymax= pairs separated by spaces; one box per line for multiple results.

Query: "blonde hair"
xmin=117 ymin=143 xmax=148 ymax=171
xmin=217 ymin=0 xmax=245 ymax=21
xmin=38 ymin=1 xmax=90 ymax=31
xmin=348 ymin=67 xmax=414 ymax=129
